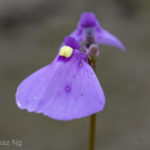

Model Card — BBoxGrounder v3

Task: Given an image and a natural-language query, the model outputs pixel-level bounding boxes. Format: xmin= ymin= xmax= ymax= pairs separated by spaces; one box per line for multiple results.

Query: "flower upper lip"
xmin=70 ymin=12 xmax=125 ymax=51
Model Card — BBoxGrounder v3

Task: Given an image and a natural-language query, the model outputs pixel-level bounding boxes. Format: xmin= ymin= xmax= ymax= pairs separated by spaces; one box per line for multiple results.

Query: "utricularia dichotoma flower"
xmin=16 ymin=12 xmax=125 ymax=121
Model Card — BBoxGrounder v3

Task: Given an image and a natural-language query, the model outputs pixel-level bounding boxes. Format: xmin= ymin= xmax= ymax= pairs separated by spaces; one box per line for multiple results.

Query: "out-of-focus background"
xmin=0 ymin=0 xmax=150 ymax=150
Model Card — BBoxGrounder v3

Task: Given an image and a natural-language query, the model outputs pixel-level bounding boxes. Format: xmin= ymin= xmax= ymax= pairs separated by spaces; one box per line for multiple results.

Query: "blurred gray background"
xmin=0 ymin=0 xmax=150 ymax=150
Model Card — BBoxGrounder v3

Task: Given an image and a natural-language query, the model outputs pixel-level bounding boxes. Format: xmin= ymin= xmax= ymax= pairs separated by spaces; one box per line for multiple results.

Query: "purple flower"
xmin=16 ymin=12 xmax=125 ymax=121
xmin=16 ymin=36 xmax=105 ymax=121
xmin=71 ymin=12 xmax=125 ymax=51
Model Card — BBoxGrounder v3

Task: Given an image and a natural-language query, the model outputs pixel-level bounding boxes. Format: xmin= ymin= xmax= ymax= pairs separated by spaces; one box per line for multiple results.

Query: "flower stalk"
xmin=88 ymin=56 xmax=97 ymax=150
xmin=89 ymin=114 xmax=96 ymax=150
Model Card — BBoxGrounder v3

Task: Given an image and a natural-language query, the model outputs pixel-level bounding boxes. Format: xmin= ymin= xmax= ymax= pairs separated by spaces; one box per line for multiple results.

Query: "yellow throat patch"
xmin=59 ymin=46 xmax=73 ymax=58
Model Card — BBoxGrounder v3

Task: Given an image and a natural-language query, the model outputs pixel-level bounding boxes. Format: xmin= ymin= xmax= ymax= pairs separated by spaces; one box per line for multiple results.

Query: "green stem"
xmin=89 ymin=61 xmax=96 ymax=150
xmin=89 ymin=114 xmax=96 ymax=150
xmin=88 ymin=58 xmax=96 ymax=150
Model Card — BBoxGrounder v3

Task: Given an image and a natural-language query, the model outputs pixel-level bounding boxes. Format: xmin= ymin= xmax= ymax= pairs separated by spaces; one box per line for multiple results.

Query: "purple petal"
xmin=64 ymin=36 xmax=80 ymax=50
xmin=96 ymin=28 xmax=125 ymax=51
xmin=79 ymin=12 xmax=96 ymax=28
xmin=16 ymin=51 xmax=105 ymax=121
xmin=70 ymin=12 xmax=125 ymax=51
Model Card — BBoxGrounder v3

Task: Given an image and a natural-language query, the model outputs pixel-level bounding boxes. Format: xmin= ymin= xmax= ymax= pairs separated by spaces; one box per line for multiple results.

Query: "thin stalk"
xmin=88 ymin=114 xmax=96 ymax=150
xmin=88 ymin=60 xmax=96 ymax=150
